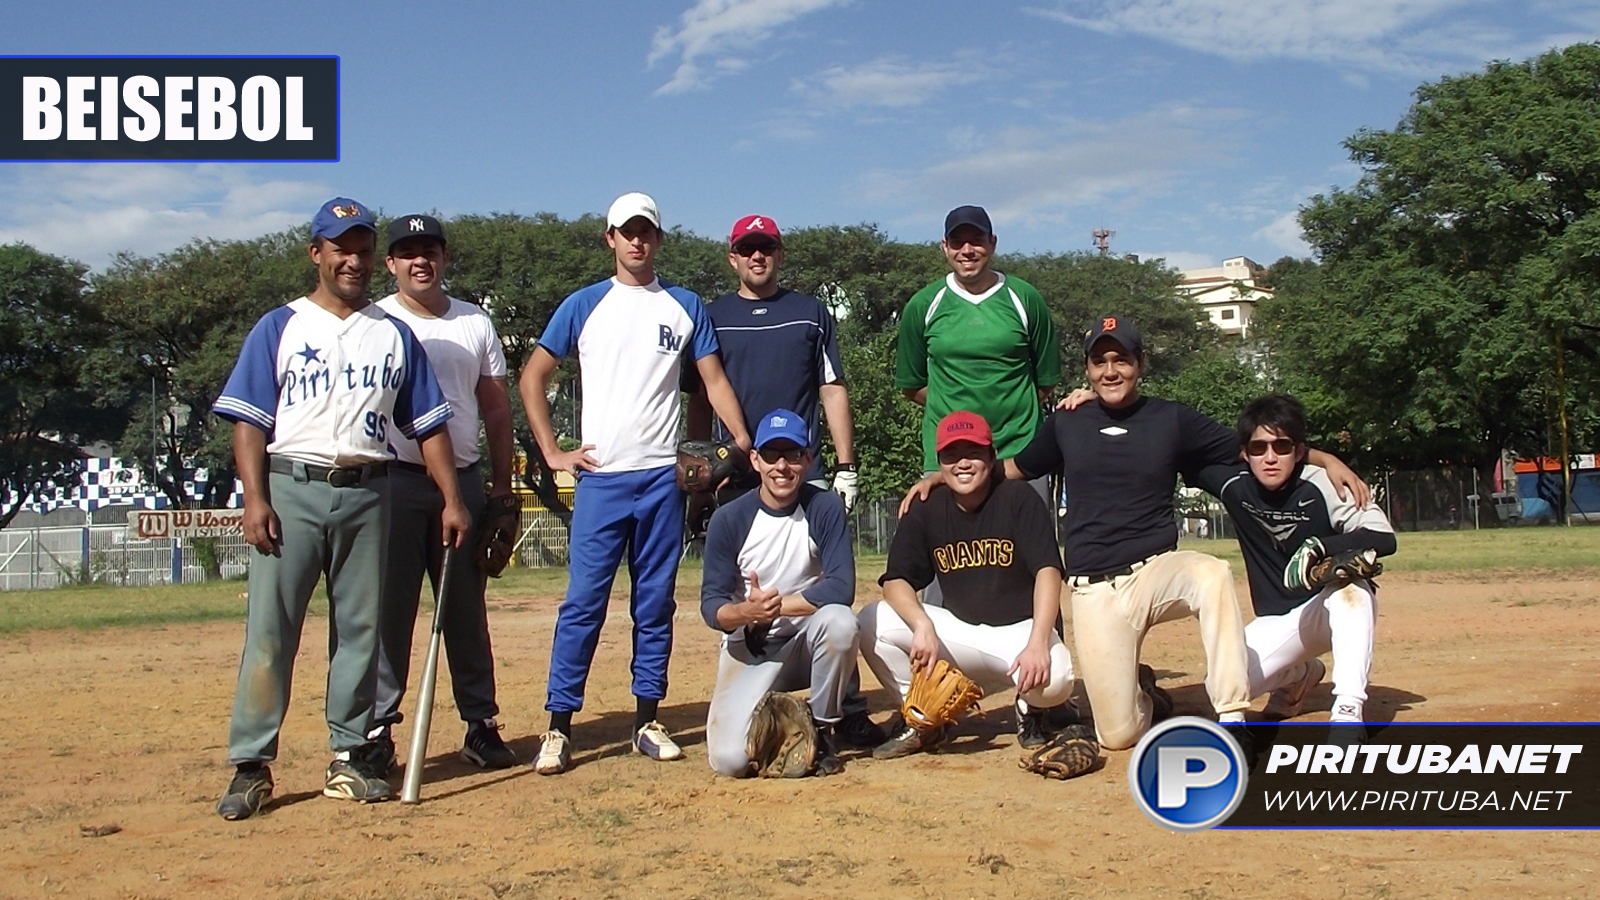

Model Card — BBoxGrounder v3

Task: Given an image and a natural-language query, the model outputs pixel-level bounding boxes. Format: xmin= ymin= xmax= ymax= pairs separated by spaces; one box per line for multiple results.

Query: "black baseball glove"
xmin=676 ymin=439 xmax=743 ymax=493
xmin=475 ymin=494 xmax=522 ymax=578
xmin=1307 ymin=548 xmax=1383 ymax=588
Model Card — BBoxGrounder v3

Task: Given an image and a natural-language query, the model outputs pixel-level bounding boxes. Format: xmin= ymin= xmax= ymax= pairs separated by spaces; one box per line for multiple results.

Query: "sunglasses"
xmin=1245 ymin=438 xmax=1297 ymax=457
xmin=758 ymin=447 xmax=806 ymax=465
xmin=733 ymin=242 xmax=780 ymax=257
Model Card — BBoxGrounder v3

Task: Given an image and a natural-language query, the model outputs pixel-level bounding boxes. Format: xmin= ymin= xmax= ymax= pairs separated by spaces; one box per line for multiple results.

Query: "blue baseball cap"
xmin=754 ymin=409 xmax=809 ymax=449
xmin=311 ymin=197 xmax=377 ymax=241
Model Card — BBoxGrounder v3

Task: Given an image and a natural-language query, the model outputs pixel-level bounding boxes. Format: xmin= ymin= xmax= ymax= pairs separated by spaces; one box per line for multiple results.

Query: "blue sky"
xmin=2 ymin=1 xmax=1595 ymax=273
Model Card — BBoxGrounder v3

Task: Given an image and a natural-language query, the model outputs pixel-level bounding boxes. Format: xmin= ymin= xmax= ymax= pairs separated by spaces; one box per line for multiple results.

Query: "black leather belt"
xmin=269 ymin=456 xmax=388 ymax=487
xmin=1067 ymin=549 xmax=1173 ymax=588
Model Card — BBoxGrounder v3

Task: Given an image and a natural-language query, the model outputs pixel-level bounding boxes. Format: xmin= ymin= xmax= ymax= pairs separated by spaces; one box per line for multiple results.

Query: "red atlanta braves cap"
xmin=729 ymin=214 xmax=782 ymax=247
xmin=935 ymin=410 xmax=993 ymax=452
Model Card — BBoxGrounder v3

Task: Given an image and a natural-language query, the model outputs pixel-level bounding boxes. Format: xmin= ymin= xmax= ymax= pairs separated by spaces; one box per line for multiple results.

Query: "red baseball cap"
xmin=935 ymin=411 xmax=993 ymax=452
xmin=729 ymin=214 xmax=782 ymax=247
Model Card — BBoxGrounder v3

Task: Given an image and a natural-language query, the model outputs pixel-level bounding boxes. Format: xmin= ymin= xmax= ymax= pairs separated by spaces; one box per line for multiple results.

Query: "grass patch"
xmin=1182 ymin=526 xmax=1600 ymax=574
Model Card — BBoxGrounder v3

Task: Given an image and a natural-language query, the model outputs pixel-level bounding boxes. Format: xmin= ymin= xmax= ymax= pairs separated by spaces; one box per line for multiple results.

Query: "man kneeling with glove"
xmin=1187 ymin=395 xmax=1396 ymax=746
xmin=701 ymin=409 xmax=859 ymax=777
xmin=861 ymin=411 xmax=1096 ymax=778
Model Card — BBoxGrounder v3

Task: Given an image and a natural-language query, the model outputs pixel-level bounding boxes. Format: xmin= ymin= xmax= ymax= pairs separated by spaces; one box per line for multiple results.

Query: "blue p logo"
xmin=1128 ymin=717 xmax=1248 ymax=831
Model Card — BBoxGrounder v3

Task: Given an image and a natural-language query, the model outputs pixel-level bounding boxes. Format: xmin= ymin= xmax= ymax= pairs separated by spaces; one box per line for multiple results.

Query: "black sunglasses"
xmin=758 ymin=447 xmax=806 ymax=465
xmin=733 ymin=242 xmax=780 ymax=257
xmin=1245 ymin=438 xmax=1296 ymax=457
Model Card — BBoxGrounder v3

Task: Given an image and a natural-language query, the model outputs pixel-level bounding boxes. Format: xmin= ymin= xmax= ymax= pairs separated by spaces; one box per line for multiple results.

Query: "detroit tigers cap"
xmin=311 ymin=197 xmax=377 ymax=241
xmin=607 ymin=192 xmax=662 ymax=230
xmin=935 ymin=410 xmax=993 ymax=452
xmin=943 ymin=205 xmax=993 ymax=238
xmin=729 ymin=214 xmax=783 ymax=248
xmin=1084 ymin=315 xmax=1144 ymax=357
xmin=754 ymin=408 xmax=809 ymax=449
xmin=386 ymin=214 xmax=447 ymax=253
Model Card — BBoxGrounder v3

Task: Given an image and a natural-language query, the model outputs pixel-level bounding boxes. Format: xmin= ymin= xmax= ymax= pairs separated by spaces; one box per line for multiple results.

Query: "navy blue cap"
xmin=943 ymin=205 xmax=993 ymax=238
xmin=311 ymin=198 xmax=376 ymax=241
xmin=1084 ymin=315 xmax=1143 ymax=356
xmin=754 ymin=409 xmax=809 ymax=449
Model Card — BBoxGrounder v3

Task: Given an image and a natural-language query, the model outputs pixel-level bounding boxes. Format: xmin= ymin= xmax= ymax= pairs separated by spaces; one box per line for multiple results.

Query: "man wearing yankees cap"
xmin=684 ymin=213 xmax=882 ymax=749
xmin=519 ymin=192 xmax=750 ymax=775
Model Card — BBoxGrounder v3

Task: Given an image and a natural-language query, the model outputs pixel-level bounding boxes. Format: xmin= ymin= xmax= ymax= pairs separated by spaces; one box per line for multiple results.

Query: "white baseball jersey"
xmin=213 ymin=298 xmax=451 ymax=466
xmin=376 ymin=294 xmax=507 ymax=468
xmin=537 ymin=277 xmax=717 ymax=472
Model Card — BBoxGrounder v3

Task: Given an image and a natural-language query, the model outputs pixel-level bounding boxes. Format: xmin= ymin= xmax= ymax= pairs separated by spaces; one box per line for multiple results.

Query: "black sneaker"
xmin=1044 ymin=702 xmax=1085 ymax=730
xmin=834 ymin=710 xmax=889 ymax=749
xmin=813 ymin=723 xmax=845 ymax=777
xmin=1016 ymin=702 xmax=1051 ymax=749
xmin=871 ymin=723 xmax=945 ymax=760
xmin=365 ymin=726 xmax=396 ymax=777
xmin=1327 ymin=721 xmax=1368 ymax=748
xmin=461 ymin=718 xmax=518 ymax=769
xmin=1222 ymin=722 xmax=1259 ymax=771
xmin=1138 ymin=664 xmax=1174 ymax=721
xmin=216 ymin=763 xmax=273 ymax=821
xmin=324 ymin=750 xmax=394 ymax=803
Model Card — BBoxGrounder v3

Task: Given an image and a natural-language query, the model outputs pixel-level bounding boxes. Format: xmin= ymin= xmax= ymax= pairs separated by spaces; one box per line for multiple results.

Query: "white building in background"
xmin=1178 ymin=256 xmax=1272 ymax=338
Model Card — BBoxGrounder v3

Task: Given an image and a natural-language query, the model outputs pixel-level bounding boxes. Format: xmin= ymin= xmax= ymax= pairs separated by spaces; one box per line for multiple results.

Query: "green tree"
xmin=1260 ymin=43 xmax=1600 ymax=518
xmin=88 ymin=230 xmax=310 ymax=511
xmin=0 ymin=244 xmax=129 ymax=529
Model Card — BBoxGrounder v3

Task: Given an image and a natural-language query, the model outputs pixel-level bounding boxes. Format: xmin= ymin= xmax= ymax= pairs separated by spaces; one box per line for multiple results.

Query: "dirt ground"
xmin=1 ymin=570 xmax=1596 ymax=900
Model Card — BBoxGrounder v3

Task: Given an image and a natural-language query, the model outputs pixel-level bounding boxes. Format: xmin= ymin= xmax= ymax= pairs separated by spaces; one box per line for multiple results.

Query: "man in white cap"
xmin=519 ymin=192 xmax=750 ymax=775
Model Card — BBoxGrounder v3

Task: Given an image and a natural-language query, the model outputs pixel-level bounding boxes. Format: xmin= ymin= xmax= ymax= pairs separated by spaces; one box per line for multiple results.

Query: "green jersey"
xmin=895 ymin=272 xmax=1060 ymax=470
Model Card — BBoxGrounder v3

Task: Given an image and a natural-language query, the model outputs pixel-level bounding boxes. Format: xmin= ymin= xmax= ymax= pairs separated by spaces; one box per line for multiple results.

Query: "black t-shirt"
xmin=879 ymin=476 xmax=1063 ymax=627
xmin=1014 ymin=396 xmax=1237 ymax=575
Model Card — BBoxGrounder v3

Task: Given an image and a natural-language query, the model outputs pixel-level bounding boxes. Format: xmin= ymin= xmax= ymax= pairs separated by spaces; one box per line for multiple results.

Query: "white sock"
xmin=1217 ymin=711 xmax=1246 ymax=724
xmin=1330 ymin=696 xmax=1364 ymax=722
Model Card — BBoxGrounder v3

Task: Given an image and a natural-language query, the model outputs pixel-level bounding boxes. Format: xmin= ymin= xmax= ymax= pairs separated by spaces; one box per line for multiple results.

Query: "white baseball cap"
xmin=606 ymin=192 xmax=661 ymax=230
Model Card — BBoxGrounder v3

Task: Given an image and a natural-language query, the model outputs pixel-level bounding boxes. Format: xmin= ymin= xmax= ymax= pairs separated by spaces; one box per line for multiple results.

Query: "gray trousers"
xmin=374 ymin=466 xmax=498 ymax=728
xmin=227 ymin=466 xmax=390 ymax=764
xmin=705 ymin=604 xmax=859 ymax=776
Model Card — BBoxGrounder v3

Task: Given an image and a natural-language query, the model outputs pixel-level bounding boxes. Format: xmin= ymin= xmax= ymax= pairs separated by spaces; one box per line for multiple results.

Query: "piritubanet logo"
xmin=2 ymin=56 xmax=338 ymax=161
xmin=1127 ymin=717 xmax=1250 ymax=832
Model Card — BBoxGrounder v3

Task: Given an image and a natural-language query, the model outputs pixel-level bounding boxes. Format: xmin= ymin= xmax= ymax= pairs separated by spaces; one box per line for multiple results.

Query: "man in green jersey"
xmin=894 ymin=205 xmax=1072 ymax=739
xmin=895 ymin=205 xmax=1060 ymax=474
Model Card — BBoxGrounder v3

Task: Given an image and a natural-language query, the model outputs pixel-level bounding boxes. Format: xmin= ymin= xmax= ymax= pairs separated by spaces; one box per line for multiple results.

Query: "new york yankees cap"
xmin=935 ymin=410 xmax=993 ymax=452
xmin=311 ymin=197 xmax=376 ymax=241
xmin=754 ymin=408 xmax=809 ymax=449
xmin=729 ymin=214 xmax=782 ymax=248
xmin=1083 ymin=315 xmax=1143 ymax=357
xmin=607 ymin=192 xmax=661 ymax=230
xmin=386 ymin=214 xmax=447 ymax=252
xmin=943 ymin=205 xmax=993 ymax=238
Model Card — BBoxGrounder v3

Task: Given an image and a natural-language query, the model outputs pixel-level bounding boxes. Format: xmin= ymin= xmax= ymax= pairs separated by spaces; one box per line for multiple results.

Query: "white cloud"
xmin=0 ymin=164 xmax=326 ymax=269
xmin=793 ymin=57 xmax=991 ymax=108
xmin=856 ymin=105 xmax=1240 ymax=231
xmin=1023 ymin=0 xmax=1535 ymax=77
xmin=1252 ymin=210 xmax=1312 ymax=257
xmin=649 ymin=0 xmax=853 ymax=95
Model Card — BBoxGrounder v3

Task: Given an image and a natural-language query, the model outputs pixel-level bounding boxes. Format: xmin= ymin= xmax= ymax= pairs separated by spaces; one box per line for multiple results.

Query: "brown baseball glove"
xmin=1019 ymin=724 xmax=1101 ymax=780
xmin=676 ymin=438 xmax=743 ymax=493
xmin=745 ymin=691 xmax=817 ymax=778
xmin=1308 ymin=548 xmax=1383 ymax=588
xmin=475 ymin=494 xmax=522 ymax=578
xmin=903 ymin=659 xmax=985 ymax=733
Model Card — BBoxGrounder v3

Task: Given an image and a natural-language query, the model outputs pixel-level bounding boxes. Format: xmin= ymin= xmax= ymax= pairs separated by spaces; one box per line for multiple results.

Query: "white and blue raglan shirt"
xmin=699 ymin=485 xmax=855 ymax=645
xmin=538 ymin=277 xmax=717 ymax=472
xmin=212 ymin=298 xmax=453 ymax=466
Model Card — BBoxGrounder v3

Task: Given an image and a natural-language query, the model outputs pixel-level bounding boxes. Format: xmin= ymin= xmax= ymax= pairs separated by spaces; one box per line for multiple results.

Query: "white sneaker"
xmin=533 ymin=731 xmax=571 ymax=775
xmin=1264 ymin=658 xmax=1326 ymax=719
xmin=633 ymin=721 xmax=683 ymax=761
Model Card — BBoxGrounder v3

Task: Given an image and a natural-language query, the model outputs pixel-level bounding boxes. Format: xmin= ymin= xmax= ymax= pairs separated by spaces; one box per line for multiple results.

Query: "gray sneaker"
xmin=216 ymin=764 xmax=273 ymax=821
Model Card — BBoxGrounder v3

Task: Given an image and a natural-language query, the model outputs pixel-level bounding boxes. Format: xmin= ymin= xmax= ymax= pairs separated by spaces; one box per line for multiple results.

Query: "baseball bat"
xmin=401 ymin=547 xmax=455 ymax=804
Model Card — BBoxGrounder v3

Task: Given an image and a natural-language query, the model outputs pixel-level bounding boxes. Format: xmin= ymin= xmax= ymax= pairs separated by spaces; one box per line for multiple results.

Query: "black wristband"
xmin=833 ymin=463 xmax=858 ymax=474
